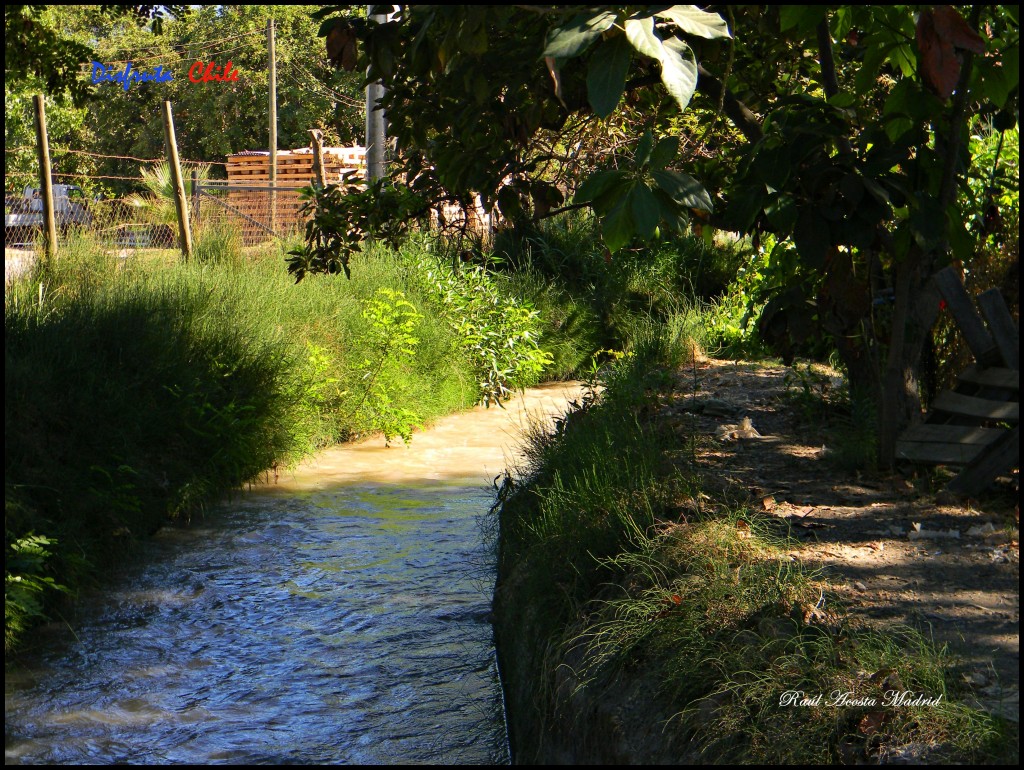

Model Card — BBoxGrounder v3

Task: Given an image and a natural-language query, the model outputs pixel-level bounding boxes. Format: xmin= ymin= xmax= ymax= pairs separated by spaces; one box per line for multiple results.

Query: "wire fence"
xmin=5 ymin=187 xmax=190 ymax=255
xmin=194 ymin=183 xmax=307 ymax=246
xmin=5 ymin=144 xmax=496 ymax=284
xmin=4 ymin=145 xmax=310 ymax=266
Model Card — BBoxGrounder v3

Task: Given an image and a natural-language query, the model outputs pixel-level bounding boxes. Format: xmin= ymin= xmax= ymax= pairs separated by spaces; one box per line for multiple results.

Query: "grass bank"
xmin=491 ymin=332 xmax=1017 ymax=764
xmin=5 ymin=228 xmax=550 ymax=652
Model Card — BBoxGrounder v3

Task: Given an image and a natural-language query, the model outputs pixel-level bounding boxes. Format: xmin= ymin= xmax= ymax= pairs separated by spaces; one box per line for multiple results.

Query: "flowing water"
xmin=5 ymin=382 xmax=586 ymax=765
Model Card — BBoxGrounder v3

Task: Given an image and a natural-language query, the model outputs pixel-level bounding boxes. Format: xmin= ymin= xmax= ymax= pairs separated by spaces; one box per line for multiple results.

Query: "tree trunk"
xmin=877 ymin=260 xmax=942 ymax=467
xmin=817 ymin=247 xmax=882 ymax=426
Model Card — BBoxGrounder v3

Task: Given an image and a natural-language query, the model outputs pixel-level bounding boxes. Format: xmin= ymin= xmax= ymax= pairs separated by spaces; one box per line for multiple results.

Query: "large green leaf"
xmin=946 ymin=204 xmax=975 ymax=264
xmin=749 ymin=143 xmax=792 ymax=188
xmin=575 ymin=169 xmax=630 ymax=206
xmin=602 ymin=199 xmax=635 ymax=252
xmin=651 ymin=169 xmax=712 ymax=211
xmin=778 ymin=6 xmax=828 ymax=34
xmin=909 ymin=200 xmax=943 ymax=252
xmin=587 ymin=35 xmax=632 ymax=119
xmin=658 ymin=6 xmax=731 ymax=39
xmin=648 ymin=135 xmax=680 ymax=170
xmin=634 ymin=130 xmax=655 ymax=168
xmin=976 ymin=49 xmax=1019 ymax=109
xmin=630 ymin=183 xmax=660 ymax=239
xmin=764 ymin=194 xmax=797 ymax=233
xmin=624 ymin=17 xmax=661 ymax=58
xmin=543 ymin=9 xmax=618 ymax=59
xmin=653 ymin=188 xmax=689 ymax=232
xmin=658 ymin=37 xmax=699 ymax=112
xmin=624 ymin=18 xmax=698 ymax=112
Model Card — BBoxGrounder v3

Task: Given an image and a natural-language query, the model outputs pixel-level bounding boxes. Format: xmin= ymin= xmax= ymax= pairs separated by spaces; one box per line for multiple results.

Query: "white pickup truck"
xmin=5 ymin=184 xmax=92 ymax=245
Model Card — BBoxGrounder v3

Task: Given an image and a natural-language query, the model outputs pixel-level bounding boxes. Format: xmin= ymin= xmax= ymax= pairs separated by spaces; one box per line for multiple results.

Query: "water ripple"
xmin=5 ymin=483 xmax=509 ymax=765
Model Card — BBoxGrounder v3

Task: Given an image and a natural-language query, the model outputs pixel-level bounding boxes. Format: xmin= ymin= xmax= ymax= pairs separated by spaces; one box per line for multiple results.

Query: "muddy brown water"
xmin=4 ymin=382 xmax=587 ymax=765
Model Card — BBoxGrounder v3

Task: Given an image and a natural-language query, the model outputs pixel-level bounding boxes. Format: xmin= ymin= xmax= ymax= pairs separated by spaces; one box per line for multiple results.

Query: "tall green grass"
xmin=4 ymin=232 xmax=493 ymax=651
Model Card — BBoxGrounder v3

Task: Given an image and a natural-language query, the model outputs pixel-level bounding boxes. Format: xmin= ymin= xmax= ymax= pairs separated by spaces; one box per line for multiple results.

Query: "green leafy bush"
xmin=350 ymin=288 xmax=424 ymax=444
xmin=416 ymin=256 xmax=553 ymax=405
xmin=5 ymin=531 xmax=67 ymax=652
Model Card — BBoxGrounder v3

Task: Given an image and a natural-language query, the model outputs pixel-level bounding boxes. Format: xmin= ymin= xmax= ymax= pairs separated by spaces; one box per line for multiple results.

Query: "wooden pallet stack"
xmin=224 ymin=147 xmax=366 ymax=240
xmin=434 ymin=195 xmax=494 ymax=241
xmin=895 ymin=266 xmax=1019 ymax=496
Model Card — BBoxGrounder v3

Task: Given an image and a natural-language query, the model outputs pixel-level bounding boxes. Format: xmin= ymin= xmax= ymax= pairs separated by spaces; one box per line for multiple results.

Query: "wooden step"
xmin=899 ymin=424 xmax=1006 ymax=444
xmin=957 ymin=365 xmax=1019 ymax=391
xmin=896 ymin=423 xmax=1004 ymax=465
xmin=946 ymin=426 xmax=1020 ymax=495
xmin=896 ymin=441 xmax=987 ymax=465
xmin=931 ymin=391 xmax=1019 ymax=422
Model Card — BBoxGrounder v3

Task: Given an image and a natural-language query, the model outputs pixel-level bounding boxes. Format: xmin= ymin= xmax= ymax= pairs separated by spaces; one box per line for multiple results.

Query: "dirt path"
xmin=663 ymin=358 xmax=1019 ymax=724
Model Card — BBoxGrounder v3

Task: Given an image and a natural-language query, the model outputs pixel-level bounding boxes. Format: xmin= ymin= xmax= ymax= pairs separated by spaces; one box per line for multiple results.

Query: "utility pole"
xmin=365 ymin=7 xmax=388 ymax=182
xmin=268 ymin=17 xmax=278 ymax=232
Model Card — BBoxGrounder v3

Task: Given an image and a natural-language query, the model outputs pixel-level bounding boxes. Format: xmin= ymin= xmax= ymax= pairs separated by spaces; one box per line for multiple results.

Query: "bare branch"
xmin=696 ymin=65 xmax=763 ymax=143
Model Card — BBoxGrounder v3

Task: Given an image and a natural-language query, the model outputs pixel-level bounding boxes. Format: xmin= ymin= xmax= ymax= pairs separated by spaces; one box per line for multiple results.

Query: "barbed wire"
xmin=50 ymin=172 xmax=148 ymax=181
xmin=6 ymin=147 xmax=227 ymax=166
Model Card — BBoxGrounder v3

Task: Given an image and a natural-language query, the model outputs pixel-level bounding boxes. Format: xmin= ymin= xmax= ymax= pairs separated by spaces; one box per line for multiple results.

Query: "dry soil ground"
xmin=661 ymin=358 xmax=1019 ymax=724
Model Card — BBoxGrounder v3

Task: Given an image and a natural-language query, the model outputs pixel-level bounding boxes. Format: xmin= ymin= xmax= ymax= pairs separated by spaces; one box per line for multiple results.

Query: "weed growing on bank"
xmin=492 ymin=335 xmax=1016 ymax=764
xmin=408 ymin=240 xmax=553 ymax=405
xmin=490 ymin=212 xmax=731 ymax=373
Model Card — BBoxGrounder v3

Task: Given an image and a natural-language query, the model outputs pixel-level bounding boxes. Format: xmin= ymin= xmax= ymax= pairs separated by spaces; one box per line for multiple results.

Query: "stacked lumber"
xmin=433 ymin=194 xmax=494 ymax=242
xmin=226 ymin=147 xmax=365 ymax=185
xmin=224 ymin=147 xmax=366 ymax=240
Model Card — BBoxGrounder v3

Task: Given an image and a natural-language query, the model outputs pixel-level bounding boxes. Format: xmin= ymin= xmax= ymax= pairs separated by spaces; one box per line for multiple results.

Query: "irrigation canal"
xmin=5 ymin=382 xmax=585 ymax=764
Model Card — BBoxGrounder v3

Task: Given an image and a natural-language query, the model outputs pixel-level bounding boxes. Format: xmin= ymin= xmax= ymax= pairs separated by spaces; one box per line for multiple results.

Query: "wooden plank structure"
xmin=222 ymin=146 xmax=366 ymax=242
xmin=896 ymin=266 xmax=1019 ymax=496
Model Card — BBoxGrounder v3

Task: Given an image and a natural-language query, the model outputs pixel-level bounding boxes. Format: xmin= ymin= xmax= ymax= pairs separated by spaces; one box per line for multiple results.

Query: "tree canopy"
xmin=4 ymin=5 xmax=365 ymax=196
xmin=295 ymin=4 xmax=1018 ymax=465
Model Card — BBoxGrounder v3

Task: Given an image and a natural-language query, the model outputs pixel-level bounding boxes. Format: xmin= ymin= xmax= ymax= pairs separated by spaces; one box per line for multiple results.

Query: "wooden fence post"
xmin=161 ymin=101 xmax=192 ymax=260
xmin=309 ymin=129 xmax=326 ymax=186
xmin=191 ymin=169 xmax=200 ymax=231
xmin=33 ymin=95 xmax=58 ymax=260
xmin=268 ymin=17 xmax=278 ymax=235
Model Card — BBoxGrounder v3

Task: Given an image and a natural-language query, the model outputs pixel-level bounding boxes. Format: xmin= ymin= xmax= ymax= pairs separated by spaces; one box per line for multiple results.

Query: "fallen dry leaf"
xmin=859 ymin=710 xmax=892 ymax=736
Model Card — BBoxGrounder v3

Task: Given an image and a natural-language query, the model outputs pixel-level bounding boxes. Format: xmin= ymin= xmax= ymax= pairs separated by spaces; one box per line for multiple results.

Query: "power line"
xmin=279 ymin=58 xmax=363 ymax=109
xmin=97 ymin=28 xmax=264 ymax=60
xmin=277 ymin=67 xmax=363 ymax=117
